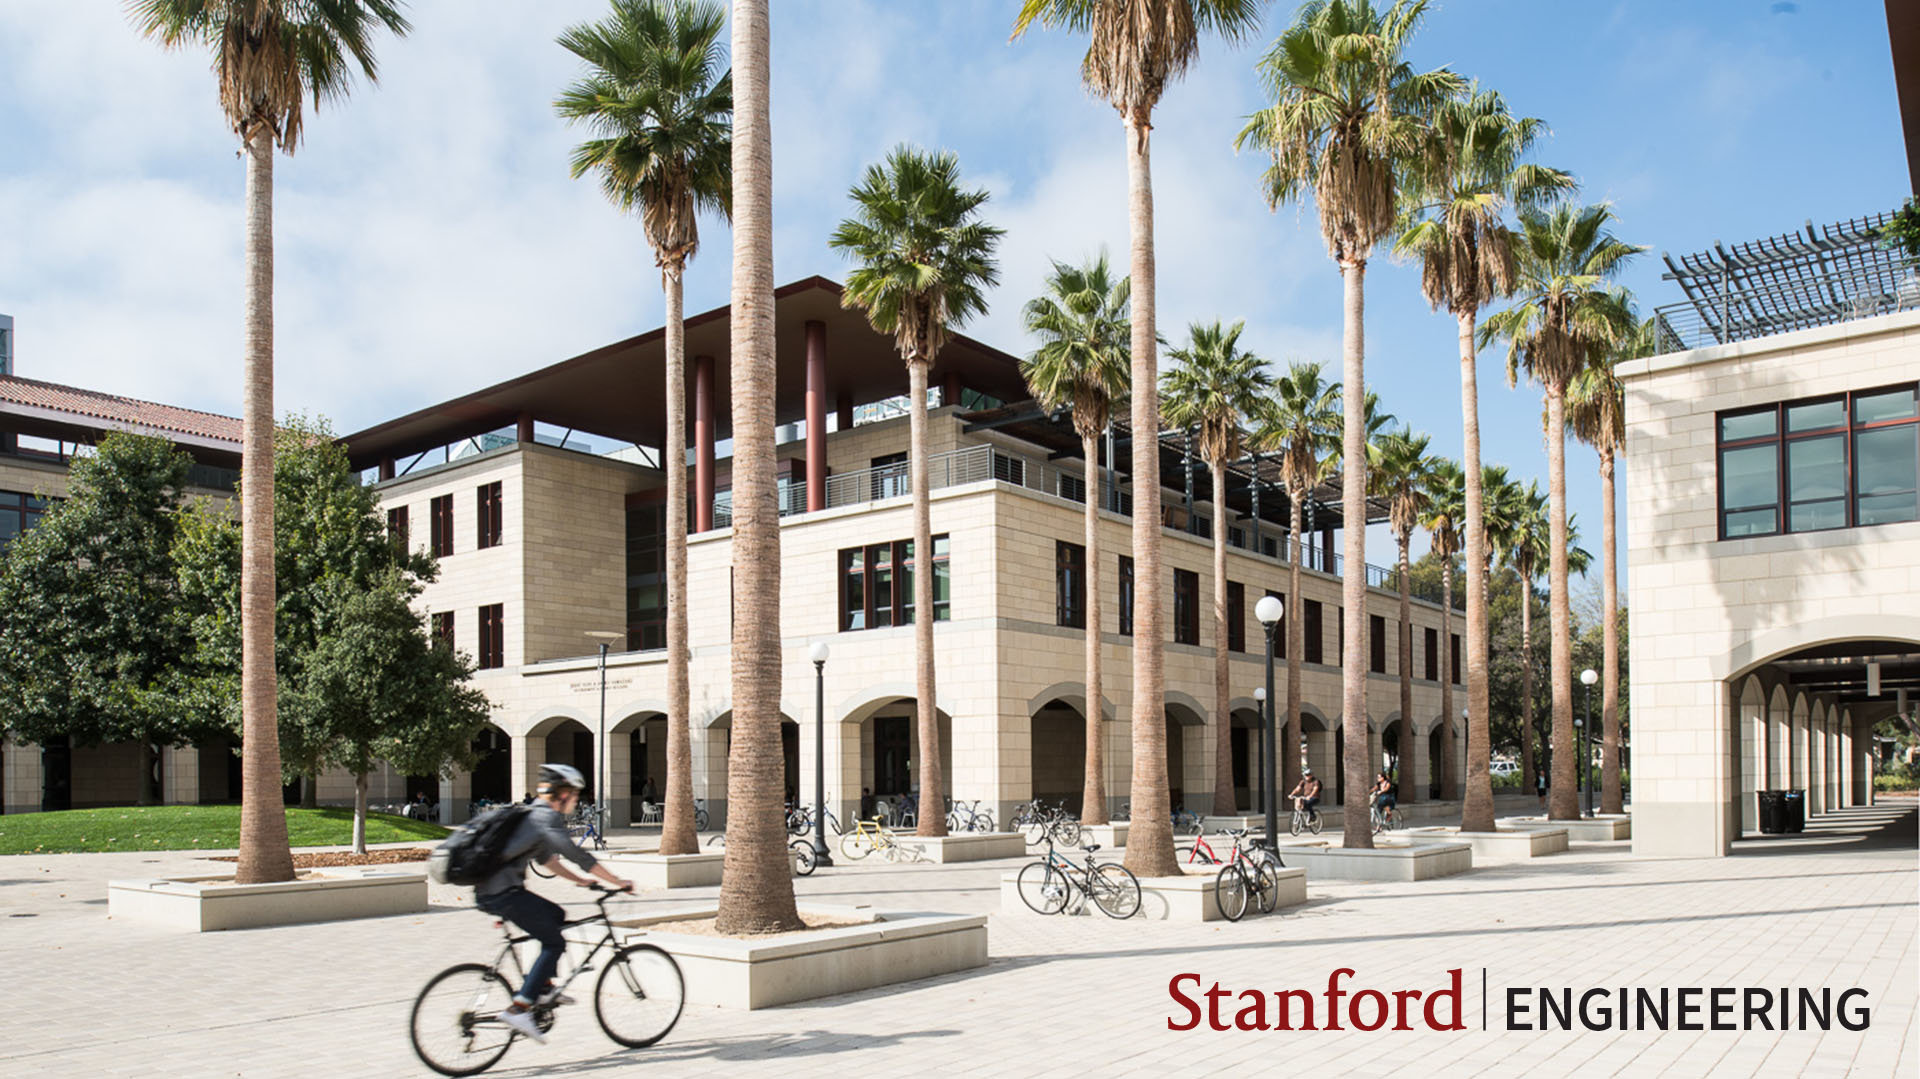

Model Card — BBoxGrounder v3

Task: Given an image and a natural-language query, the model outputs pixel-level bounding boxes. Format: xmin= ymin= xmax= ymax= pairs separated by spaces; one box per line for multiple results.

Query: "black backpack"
xmin=428 ymin=804 xmax=531 ymax=886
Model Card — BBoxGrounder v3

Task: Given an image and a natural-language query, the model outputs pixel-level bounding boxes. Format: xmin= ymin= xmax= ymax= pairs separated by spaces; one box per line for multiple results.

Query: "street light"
xmin=1254 ymin=594 xmax=1285 ymax=844
xmin=1253 ymin=686 xmax=1267 ymax=815
xmin=585 ymin=631 xmax=624 ymax=828
xmin=810 ymin=642 xmax=834 ymax=866
xmin=1580 ymin=667 xmax=1598 ymax=818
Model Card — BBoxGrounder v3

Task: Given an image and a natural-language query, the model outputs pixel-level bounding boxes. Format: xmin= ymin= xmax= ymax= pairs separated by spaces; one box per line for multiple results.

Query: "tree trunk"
xmin=909 ymin=359 xmax=946 ymax=837
xmin=235 ymin=125 xmax=294 ymax=885
xmin=1545 ymin=386 xmax=1577 ymax=820
xmin=1080 ymin=429 xmax=1108 ymax=826
xmin=302 ymin=775 xmax=318 ymax=809
xmin=139 ymin=742 xmax=160 ymax=806
xmin=1120 ymin=113 xmax=1176 ymax=879
xmin=714 ymin=0 xmax=802 ymax=935
xmin=1520 ymin=570 xmax=1536 ymax=798
xmin=1599 ymin=448 xmax=1623 ymax=814
xmin=1396 ymin=535 xmax=1415 ymax=803
xmin=660 ymin=266 xmax=698 ymax=856
xmin=1285 ymin=498 xmax=1303 ymax=805
xmin=1209 ymin=462 xmax=1234 ymax=815
xmin=1439 ymin=558 xmax=1457 ymax=800
xmin=353 ymin=770 xmax=369 ymax=856
xmin=1457 ymin=309 xmax=1495 ymax=833
xmin=1338 ymin=258 xmax=1372 ymax=850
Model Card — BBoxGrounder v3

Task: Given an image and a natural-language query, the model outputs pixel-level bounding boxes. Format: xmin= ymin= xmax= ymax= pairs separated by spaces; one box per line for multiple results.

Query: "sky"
xmin=0 ymin=0 xmax=1907 ymax=584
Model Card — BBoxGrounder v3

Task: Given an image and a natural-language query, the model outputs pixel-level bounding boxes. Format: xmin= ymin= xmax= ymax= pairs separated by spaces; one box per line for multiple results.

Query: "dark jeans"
xmin=478 ymin=887 xmax=565 ymax=1005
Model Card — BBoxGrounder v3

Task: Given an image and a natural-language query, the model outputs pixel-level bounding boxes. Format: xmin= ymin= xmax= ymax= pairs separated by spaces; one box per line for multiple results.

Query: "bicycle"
xmin=1015 ymin=840 xmax=1141 ymax=919
xmin=408 ymin=885 xmax=683 ymax=1076
xmin=839 ymin=817 xmax=924 ymax=863
xmin=1210 ymin=830 xmax=1282 ymax=922
xmin=1370 ymin=800 xmax=1402 ymax=835
xmin=692 ymin=799 xmax=710 ymax=831
xmin=567 ymin=804 xmax=608 ymax=851
xmin=787 ymin=801 xmax=844 ymax=837
xmin=946 ymin=799 xmax=995 ymax=834
xmin=1171 ymin=806 xmax=1202 ymax=834
xmin=1288 ymin=800 xmax=1324 ymax=837
xmin=1017 ymin=801 xmax=1082 ymax=847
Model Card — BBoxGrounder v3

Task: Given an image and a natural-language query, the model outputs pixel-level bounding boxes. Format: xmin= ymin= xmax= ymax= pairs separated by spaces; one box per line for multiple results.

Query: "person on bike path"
xmin=1370 ymin=771 xmax=1396 ymax=816
xmin=479 ymin=763 xmax=633 ymax=1043
xmin=1287 ymin=769 xmax=1322 ymax=817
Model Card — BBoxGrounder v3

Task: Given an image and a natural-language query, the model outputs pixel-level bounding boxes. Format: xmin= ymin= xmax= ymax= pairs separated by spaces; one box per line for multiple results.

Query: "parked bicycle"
xmin=703 ymin=833 xmax=819 ymax=875
xmin=566 ymin=803 xmax=608 ymax=851
xmin=839 ymin=817 xmax=924 ymax=863
xmin=692 ymin=799 xmax=710 ymax=831
xmin=1013 ymin=800 xmax=1082 ymax=847
xmin=787 ymin=801 xmax=843 ymax=837
xmin=1171 ymin=806 xmax=1202 ymax=834
xmin=1015 ymin=840 xmax=1141 ymax=919
xmin=945 ymin=799 xmax=996 ymax=833
xmin=1209 ymin=830 xmax=1282 ymax=922
xmin=408 ymin=884 xmax=683 ymax=1076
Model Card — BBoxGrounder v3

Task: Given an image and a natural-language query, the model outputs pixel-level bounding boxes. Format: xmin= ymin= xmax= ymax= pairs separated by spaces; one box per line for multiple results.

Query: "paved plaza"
xmin=3 ymin=804 xmax=1914 ymax=1078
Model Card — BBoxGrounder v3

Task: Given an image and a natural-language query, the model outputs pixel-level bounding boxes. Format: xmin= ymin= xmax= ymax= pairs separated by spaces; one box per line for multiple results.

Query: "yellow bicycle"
xmin=839 ymin=817 xmax=923 ymax=863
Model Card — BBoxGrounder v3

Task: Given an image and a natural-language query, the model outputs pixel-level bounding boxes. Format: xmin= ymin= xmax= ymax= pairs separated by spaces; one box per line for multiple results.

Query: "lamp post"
xmin=584 ymin=631 xmax=623 ymax=828
xmin=1253 ymin=686 xmax=1267 ymax=815
xmin=1580 ymin=668 xmax=1598 ymax=818
xmin=810 ymin=642 xmax=834 ymax=865
xmin=1255 ymin=594 xmax=1285 ymax=843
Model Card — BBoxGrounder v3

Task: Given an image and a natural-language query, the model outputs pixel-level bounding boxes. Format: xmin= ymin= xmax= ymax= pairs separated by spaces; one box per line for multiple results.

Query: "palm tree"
xmin=712 ymin=0 xmax=799 ymax=935
xmin=1391 ymin=83 xmax=1571 ymax=833
xmin=1503 ymin=480 xmax=1549 ymax=797
xmin=831 ymin=146 xmax=1003 ymax=838
xmin=1475 ymin=463 xmax=1520 ymax=799
xmin=1481 ymin=201 xmax=1642 ymax=820
xmin=132 ymin=0 xmax=409 ymax=886
xmin=1162 ymin=320 xmax=1270 ymax=815
xmin=1251 ymin=361 xmax=1341 ymax=810
xmin=1568 ymin=310 xmax=1645 ymax=815
xmin=1014 ymin=0 xmax=1265 ymax=879
xmin=1239 ymin=0 xmax=1460 ymax=849
xmin=1419 ymin=457 xmax=1464 ymax=799
xmin=556 ymin=0 xmax=730 ymax=858
xmin=1021 ymin=255 xmax=1131 ymax=826
xmin=1367 ymin=426 xmax=1432 ymax=803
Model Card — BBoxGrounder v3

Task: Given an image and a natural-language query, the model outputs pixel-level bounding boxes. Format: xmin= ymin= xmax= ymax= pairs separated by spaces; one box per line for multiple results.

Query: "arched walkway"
xmin=1229 ymin=707 xmax=1262 ymax=813
xmin=1030 ymin=697 xmax=1087 ymax=813
xmin=837 ymin=696 xmax=953 ymax=818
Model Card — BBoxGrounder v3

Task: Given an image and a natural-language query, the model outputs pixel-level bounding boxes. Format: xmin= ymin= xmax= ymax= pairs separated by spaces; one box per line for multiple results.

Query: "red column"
xmin=942 ymin=371 xmax=962 ymax=407
xmin=378 ymin=459 xmax=395 ymax=481
xmin=805 ymin=321 xmax=827 ymax=512
xmin=516 ymin=412 xmax=534 ymax=443
xmin=695 ymin=354 xmax=715 ymax=532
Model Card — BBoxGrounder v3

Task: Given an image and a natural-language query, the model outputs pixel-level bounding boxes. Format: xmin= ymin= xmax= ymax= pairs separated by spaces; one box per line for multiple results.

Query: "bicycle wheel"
xmin=1251 ymin=862 xmax=1280 ymax=914
xmin=594 ymin=943 xmax=685 ymax=1049
xmin=1307 ymin=812 xmax=1323 ymax=836
xmin=1176 ymin=845 xmax=1216 ymax=865
xmin=840 ymin=830 xmax=872 ymax=860
xmin=1371 ymin=810 xmax=1384 ymax=836
xmin=693 ymin=808 xmax=709 ymax=830
xmin=975 ymin=809 xmax=995 ymax=833
xmin=1090 ymin=863 xmax=1141 ymax=919
xmin=1051 ymin=819 xmax=1083 ymax=847
xmin=1288 ymin=811 xmax=1304 ymax=837
xmin=409 ymin=963 xmax=517 ymax=1077
xmin=705 ymin=833 xmax=726 ymax=848
xmin=791 ymin=842 xmax=817 ymax=876
xmin=1215 ymin=863 xmax=1250 ymax=922
xmin=1016 ymin=861 xmax=1071 ymax=915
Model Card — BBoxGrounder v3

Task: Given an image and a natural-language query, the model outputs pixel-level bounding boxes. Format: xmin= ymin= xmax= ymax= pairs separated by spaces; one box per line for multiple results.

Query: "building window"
xmin=1450 ymin=633 xmax=1462 ymax=686
xmin=1056 ymin=541 xmax=1086 ymax=628
xmin=1717 ymin=382 xmax=1920 ymax=538
xmin=1425 ymin=627 xmax=1438 ymax=682
xmin=992 ymin=452 xmax=1026 ymax=486
xmin=1117 ymin=555 xmax=1134 ymax=636
xmin=1337 ymin=607 xmax=1345 ymax=664
xmin=1058 ymin=473 xmax=1086 ymax=504
xmin=1227 ymin=581 xmax=1245 ymax=653
xmin=430 ymin=494 xmax=454 ymax=557
xmin=1370 ymin=614 xmax=1387 ymax=674
xmin=0 ymin=491 xmax=51 ymax=548
xmin=1304 ymin=600 xmax=1324 ymax=664
xmin=478 ymin=604 xmax=503 ymax=670
xmin=1266 ymin=589 xmax=1286 ymax=658
xmin=1228 ymin=526 xmax=1245 ymax=550
xmin=839 ymin=535 xmax=950 ymax=631
xmin=432 ymin=611 xmax=454 ymax=650
xmin=476 ymin=481 xmax=502 ymax=548
xmin=627 ymin=503 xmax=666 ymax=651
xmin=387 ymin=505 xmax=409 ymax=553
xmin=870 ymin=452 xmax=908 ymax=501
xmin=1174 ymin=569 xmax=1199 ymax=645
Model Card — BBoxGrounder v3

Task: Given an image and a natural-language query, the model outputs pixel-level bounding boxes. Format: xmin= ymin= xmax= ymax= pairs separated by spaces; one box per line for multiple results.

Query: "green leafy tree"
xmin=0 ymin=433 xmax=216 ymax=805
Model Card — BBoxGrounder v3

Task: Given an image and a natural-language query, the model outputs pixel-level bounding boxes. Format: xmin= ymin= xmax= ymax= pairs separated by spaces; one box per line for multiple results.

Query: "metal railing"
xmin=1653 ymin=263 xmax=1920 ymax=353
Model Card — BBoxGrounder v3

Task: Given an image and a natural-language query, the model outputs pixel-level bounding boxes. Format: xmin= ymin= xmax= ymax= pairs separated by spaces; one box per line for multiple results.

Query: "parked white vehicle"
xmin=1490 ymin=760 xmax=1520 ymax=777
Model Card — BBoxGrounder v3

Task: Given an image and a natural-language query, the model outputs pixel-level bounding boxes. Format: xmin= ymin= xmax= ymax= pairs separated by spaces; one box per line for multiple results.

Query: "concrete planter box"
xmin=612 ymin=902 xmax=987 ymax=1009
xmin=1407 ymin=826 xmax=1568 ymax=861
xmin=999 ymin=864 xmax=1307 ymax=922
xmin=893 ymin=832 xmax=1025 ymax=863
xmin=1504 ymin=815 xmax=1632 ymax=841
xmin=107 ymin=868 xmax=427 ymax=932
xmin=1271 ymin=840 xmax=1473 ymax=881
xmin=1079 ymin=822 xmax=1126 ymax=848
xmin=599 ymin=852 xmax=725 ymax=889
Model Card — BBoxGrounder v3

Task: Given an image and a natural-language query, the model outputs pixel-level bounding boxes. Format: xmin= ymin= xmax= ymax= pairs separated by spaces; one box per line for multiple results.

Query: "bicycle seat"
xmin=1080 ymin=843 xmax=1101 ymax=853
xmin=1222 ymin=827 xmax=1249 ymax=837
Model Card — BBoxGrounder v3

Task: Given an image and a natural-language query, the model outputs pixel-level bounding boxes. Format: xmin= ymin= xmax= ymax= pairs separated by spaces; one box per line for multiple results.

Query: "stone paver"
xmin=0 ymin=804 xmax=1913 ymax=1078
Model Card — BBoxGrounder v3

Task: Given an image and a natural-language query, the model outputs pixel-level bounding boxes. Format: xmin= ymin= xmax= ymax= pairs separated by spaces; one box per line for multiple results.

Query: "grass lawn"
xmin=0 ymin=805 xmax=449 ymax=855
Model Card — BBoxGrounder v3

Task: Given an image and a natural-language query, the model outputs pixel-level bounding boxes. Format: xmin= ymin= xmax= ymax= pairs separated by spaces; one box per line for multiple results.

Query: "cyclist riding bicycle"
xmin=476 ymin=763 xmax=633 ymax=1044
xmin=1287 ymin=769 xmax=1322 ymax=819
xmin=1370 ymin=771 xmax=1396 ymax=817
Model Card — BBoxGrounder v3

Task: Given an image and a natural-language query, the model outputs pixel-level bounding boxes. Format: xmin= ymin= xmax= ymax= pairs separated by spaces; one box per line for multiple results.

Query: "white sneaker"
xmin=497 ymin=1007 xmax=546 ymax=1043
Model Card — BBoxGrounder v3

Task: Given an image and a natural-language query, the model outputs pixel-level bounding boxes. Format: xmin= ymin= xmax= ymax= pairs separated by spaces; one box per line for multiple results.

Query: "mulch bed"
xmin=207 ymin=848 xmax=432 ymax=868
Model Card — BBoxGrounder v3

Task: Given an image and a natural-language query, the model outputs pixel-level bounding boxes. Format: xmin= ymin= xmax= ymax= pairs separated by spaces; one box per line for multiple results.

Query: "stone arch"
xmin=1026 ymin=681 xmax=1115 ymax=722
xmin=1738 ymin=676 xmax=1767 ymax=831
xmin=833 ymin=694 xmax=954 ymax=813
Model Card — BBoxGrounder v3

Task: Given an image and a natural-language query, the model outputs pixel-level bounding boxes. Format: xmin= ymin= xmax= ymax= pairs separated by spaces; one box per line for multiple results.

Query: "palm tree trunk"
xmin=1439 ymin=556 xmax=1456 ymax=800
xmin=661 ymin=266 xmax=698 ymax=855
xmin=352 ymin=770 xmax=369 ymax=856
xmin=235 ymin=125 xmax=294 ymax=886
xmin=1599 ymin=448 xmax=1623 ymax=814
xmin=1396 ymin=535 xmax=1414 ymax=803
xmin=1520 ymin=575 xmax=1536 ymax=797
xmin=1080 ymin=429 xmax=1108 ymax=827
xmin=1209 ymin=462 xmax=1234 ymax=815
xmin=714 ymin=0 xmax=801 ymax=935
xmin=302 ymin=775 xmax=317 ymax=809
xmin=1338 ymin=258 xmax=1372 ymax=850
xmin=1457 ymin=310 xmax=1495 ymax=833
xmin=1545 ymin=387 xmax=1577 ymax=820
xmin=1121 ymin=112 xmax=1176 ymax=879
xmin=1285 ymin=498 xmax=1303 ymax=806
xmin=909 ymin=359 xmax=946 ymax=837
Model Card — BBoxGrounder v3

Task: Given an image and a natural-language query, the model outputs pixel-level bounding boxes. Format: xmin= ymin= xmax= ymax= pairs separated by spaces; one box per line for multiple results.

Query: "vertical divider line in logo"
xmin=1481 ymin=968 xmax=1487 ymax=1030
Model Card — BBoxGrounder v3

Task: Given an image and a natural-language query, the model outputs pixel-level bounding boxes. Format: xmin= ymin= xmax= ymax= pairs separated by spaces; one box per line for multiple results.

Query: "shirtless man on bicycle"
xmin=1287 ymin=769 xmax=1322 ymax=822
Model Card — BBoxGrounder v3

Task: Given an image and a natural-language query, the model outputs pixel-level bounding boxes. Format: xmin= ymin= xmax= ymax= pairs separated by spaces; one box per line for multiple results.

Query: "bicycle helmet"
xmin=538 ymin=763 xmax=586 ymax=792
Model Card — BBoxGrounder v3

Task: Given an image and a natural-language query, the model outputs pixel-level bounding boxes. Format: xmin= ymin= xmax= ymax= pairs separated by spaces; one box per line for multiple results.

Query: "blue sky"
xmin=0 ymin=0 xmax=1906 ymax=587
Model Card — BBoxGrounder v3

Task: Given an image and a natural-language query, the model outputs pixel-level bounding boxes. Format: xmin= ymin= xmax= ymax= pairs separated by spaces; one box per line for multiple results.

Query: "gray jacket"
xmin=475 ymin=802 xmax=598 ymax=898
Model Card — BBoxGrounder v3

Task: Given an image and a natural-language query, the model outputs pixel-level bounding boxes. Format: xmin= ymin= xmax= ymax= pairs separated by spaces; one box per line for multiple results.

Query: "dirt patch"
xmin=207 ymin=848 xmax=431 ymax=868
xmin=631 ymin=912 xmax=874 ymax=939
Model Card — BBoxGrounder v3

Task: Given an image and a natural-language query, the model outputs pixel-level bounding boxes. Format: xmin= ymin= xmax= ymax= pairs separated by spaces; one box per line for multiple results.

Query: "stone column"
xmin=1405 ymin=725 xmax=1428 ymax=804
xmin=694 ymin=355 xmax=715 ymax=532
xmin=1810 ymin=711 xmax=1826 ymax=815
xmin=606 ymin=729 xmax=632 ymax=828
xmin=510 ymin=733 xmax=545 ymax=804
xmin=439 ymin=769 xmax=472 ymax=825
xmin=161 ymin=745 xmax=200 ymax=805
xmin=1740 ymin=700 xmax=1763 ymax=832
xmin=3 ymin=740 xmax=40 ymax=814
xmin=805 ymin=321 xmax=827 ymax=512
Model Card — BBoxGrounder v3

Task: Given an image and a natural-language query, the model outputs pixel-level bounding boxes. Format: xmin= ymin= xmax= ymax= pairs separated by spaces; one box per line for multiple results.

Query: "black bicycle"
xmin=1015 ymin=840 xmax=1140 ymax=918
xmin=409 ymin=885 xmax=685 ymax=1076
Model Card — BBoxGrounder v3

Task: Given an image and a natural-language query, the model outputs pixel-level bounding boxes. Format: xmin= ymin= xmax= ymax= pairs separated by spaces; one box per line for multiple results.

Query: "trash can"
xmin=1783 ymin=789 xmax=1806 ymax=833
xmin=1757 ymin=790 xmax=1786 ymax=834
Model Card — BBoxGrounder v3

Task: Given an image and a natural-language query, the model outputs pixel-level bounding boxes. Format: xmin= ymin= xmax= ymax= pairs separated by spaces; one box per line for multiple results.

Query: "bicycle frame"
xmin=480 ymin=891 xmax=628 ymax=1020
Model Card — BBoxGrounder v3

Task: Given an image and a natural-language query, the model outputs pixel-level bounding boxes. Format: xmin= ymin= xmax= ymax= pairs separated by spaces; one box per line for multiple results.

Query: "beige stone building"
xmin=1621 ymin=212 xmax=1920 ymax=857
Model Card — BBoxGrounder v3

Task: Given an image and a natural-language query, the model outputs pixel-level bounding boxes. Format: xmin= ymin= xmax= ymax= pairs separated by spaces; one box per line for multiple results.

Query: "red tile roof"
xmin=0 ymin=374 xmax=242 ymax=445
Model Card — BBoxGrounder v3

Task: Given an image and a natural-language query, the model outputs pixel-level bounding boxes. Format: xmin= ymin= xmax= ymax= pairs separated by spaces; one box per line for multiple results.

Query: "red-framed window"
xmin=838 ymin=535 xmax=950 ymax=632
xmin=430 ymin=494 xmax=454 ymax=557
xmin=432 ymin=611 xmax=454 ymax=650
xmin=1173 ymin=569 xmax=1199 ymax=645
xmin=1717 ymin=382 xmax=1919 ymax=539
xmin=1369 ymin=614 xmax=1387 ymax=674
xmin=477 ymin=604 xmax=503 ymax=669
xmin=476 ymin=482 xmax=502 ymax=549
xmin=1117 ymin=555 xmax=1134 ymax=636
xmin=1226 ymin=581 xmax=1245 ymax=653
xmin=387 ymin=505 xmax=409 ymax=554
xmin=1056 ymin=541 xmax=1086 ymax=629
